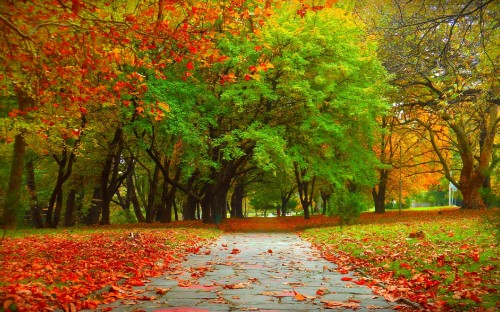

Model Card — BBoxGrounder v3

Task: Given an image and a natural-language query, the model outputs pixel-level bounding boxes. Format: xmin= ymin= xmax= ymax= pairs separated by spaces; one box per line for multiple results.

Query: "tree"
xmin=257 ymin=3 xmax=389 ymax=218
xmin=377 ymin=0 xmax=499 ymax=209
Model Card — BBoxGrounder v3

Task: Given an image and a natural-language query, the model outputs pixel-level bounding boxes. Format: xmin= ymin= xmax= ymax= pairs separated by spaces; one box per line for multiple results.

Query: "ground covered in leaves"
xmin=0 ymin=226 xmax=219 ymax=311
xmin=302 ymin=208 xmax=500 ymax=311
xmin=1 ymin=208 xmax=498 ymax=312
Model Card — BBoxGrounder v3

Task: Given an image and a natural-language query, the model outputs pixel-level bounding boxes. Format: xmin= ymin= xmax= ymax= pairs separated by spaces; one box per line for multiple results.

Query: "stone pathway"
xmin=94 ymin=233 xmax=399 ymax=311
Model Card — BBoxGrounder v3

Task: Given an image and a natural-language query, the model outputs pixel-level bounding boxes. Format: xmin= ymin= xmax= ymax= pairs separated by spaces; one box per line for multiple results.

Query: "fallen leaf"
xmin=293 ymin=290 xmax=306 ymax=301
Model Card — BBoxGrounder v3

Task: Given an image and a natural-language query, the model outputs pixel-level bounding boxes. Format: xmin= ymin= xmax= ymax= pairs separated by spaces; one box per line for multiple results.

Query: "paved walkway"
xmin=95 ymin=233 xmax=398 ymax=311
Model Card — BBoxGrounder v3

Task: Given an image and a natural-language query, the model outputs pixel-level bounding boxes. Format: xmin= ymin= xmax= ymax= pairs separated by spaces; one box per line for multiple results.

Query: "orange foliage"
xmin=0 ymin=228 xmax=215 ymax=311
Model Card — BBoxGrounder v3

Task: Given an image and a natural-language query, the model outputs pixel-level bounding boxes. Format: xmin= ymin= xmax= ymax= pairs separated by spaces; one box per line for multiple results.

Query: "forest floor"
xmin=0 ymin=208 xmax=498 ymax=311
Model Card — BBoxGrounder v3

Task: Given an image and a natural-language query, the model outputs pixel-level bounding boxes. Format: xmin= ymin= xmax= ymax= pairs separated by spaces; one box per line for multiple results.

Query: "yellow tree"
xmin=362 ymin=0 xmax=498 ymax=209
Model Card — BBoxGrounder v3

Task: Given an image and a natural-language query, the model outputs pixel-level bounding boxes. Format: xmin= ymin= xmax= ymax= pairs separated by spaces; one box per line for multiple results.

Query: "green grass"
xmin=302 ymin=209 xmax=499 ymax=311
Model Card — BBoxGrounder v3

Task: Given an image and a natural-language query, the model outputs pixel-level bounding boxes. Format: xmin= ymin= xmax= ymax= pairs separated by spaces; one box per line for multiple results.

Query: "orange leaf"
xmin=178 ymin=280 xmax=192 ymax=287
xmin=293 ymin=290 xmax=306 ymax=301
xmin=341 ymin=277 xmax=353 ymax=281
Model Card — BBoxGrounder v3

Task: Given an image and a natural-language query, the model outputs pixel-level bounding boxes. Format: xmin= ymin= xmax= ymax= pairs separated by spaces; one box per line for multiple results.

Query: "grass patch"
xmin=301 ymin=208 xmax=499 ymax=311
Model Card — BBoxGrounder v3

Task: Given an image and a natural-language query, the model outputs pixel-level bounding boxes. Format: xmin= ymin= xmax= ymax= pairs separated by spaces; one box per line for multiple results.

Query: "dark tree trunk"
xmin=100 ymin=127 xmax=129 ymax=225
xmin=75 ymin=190 xmax=84 ymax=224
xmin=26 ymin=159 xmax=43 ymax=228
xmin=3 ymin=90 xmax=31 ymax=228
xmin=230 ymin=183 xmax=245 ymax=218
xmin=372 ymin=170 xmax=389 ymax=214
xmin=86 ymin=187 xmax=102 ymax=225
xmin=64 ymin=189 xmax=77 ymax=227
xmin=280 ymin=187 xmax=294 ymax=217
xmin=130 ymin=183 xmax=145 ymax=222
xmin=52 ymin=187 xmax=63 ymax=227
xmin=146 ymin=164 xmax=161 ymax=222
xmin=46 ymin=114 xmax=85 ymax=228
xmin=97 ymin=127 xmax=133 ymax=225
xmin=183 ymin=195 xmax=197 ymax=220
xmin=293 ymin=162 xmax=315 ymax=220
xmin=46 ymin=148 xmax=77 ymax=228
xmin=200 ymin=183 xmax=214 ymax=223
xmin=128 ymin=166 xmax=145 ymax=222
xmin=99 ymin=156 xmax=113 ymax=225
xmin=173 ymin=198 xmax=179 ymax=221
xmin=320 ymin=189 xmax=331 ymax=215
xmin=155 ymin=176 xmax=167 ymax=222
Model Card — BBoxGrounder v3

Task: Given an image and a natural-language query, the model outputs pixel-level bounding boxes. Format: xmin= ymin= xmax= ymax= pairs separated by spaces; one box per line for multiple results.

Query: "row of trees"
xmin=1 ymin=0 xmax=497 ymax=228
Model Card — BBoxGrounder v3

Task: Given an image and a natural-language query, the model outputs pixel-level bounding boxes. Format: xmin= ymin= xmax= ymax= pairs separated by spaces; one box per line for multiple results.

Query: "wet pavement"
xmin=91 ymin=233 xmax=398 ymax=311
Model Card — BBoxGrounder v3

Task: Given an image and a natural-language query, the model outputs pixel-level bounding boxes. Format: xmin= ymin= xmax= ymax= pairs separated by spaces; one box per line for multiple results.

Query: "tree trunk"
xmin=372 ymin=170 xmax=388 ymax=214
xmin=173 ymin=198 xmax=179 ymax=221
xmin=3 ymin=90 xmax=32 ymax=228
xmin=230 ymin=183 xmax=245 ymax=218
xmin=52 ymin=187 xmax=63 ymax=227
xmin=200 ymin=183 xmax=214 ymax=224
xmin=293 ymin=163 xmax=314 ymax=220
xmin=183 ymin=195 xmax=198 ymax=220
xmin=320 ymin=190 xmax=331 ymax=215
xmin=26 ymin=159 xmax=43 ymax=228
xmin=64 ymin=189 xmax=77 ymax=227
xmin=127 ymin=164 xmax=145 ymax=222
xmin=46 ymin=147 xmax=76 ymax=228
xmin=146 ymin=164 xmax=161 ymax=223
xmin=459 ymin=169 xmax=486 ymax=209
xmin=86 ymin=187 xmax=102 ymax=225
xmin=280 ymin=188 xmax=294 ymax=217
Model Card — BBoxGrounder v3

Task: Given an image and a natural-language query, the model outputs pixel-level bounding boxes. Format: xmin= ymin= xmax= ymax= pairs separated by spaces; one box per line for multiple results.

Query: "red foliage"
xmin=0 ymin=229 xmax=214 ymax=311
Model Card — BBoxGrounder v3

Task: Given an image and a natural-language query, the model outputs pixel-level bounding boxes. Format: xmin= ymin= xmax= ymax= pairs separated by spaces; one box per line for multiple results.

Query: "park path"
xmin=95 ymin=233 xmax=399 ymax=311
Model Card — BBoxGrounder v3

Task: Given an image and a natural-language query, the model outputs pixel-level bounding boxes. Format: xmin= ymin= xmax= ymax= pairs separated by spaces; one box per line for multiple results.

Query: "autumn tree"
xmin=368 ymin=0 xmax=499 ymax=209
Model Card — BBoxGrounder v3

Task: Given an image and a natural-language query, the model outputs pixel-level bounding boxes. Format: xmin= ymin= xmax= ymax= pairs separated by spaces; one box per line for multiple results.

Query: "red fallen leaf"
xmin=3 ymin=300 xmax=14 ymax=310
xmin=223 ymin=282 xmax=247 ymax=289
xmin=470 ymin=251 xmax=480 ymax=262
xmin=293 ymin=290 xmax=306 ymax=301
xmin=110 ymin=285 xmax=126 ymax=293
xmin=469 ymin=293 xmax=481 ymax=303
xmin=338 ymin=269 xmax=349 ymax=274
xmin=400 ymin=262 xmax=412 ymax=270
xmin=178 ymin=280 xmax=192 ymax=287
xmin=244 ymin=74 xmax=251 ymax=81
xmin=221 ymin=244 xmax=228 ymax=247
xmin=186 ymin=61 xmax=194 ymax=70
xmin=341 ymin=277 xmax=353 ymax=281
xmin=128 ymin=279 xmax=145 ymax=286
xmin=316 ymin=287 xmax=329 ymax=296
xmin=230 ymin=248 xmax=240 ymax=254
xmin=354 ymin=280 xmax=366 ymax=285
xmin=384 ymin=293 xmax=400 ymax=302
xmin=436 ymin=254 xmax=446 ymax=267
xmin=155 ymin=287 xmax=170 ymax=295
xmin=268 ymin=249 xmax=273 ymax=254
xmin=136 ymin=295 xmax=156 ymax=301
xmin=322 ymin=300 xmax=360 ymax=309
